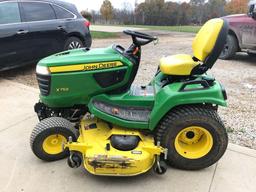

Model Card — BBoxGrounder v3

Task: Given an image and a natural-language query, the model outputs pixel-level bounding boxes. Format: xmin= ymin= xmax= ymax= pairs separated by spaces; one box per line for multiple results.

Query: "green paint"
xmin=39 ymin=46 xmax=128 ymax=67
xmin=38 ymin=46 xmax=227 ymax=131
xmin=148 ymin=73 xmax=226 ymax=130
xmin=39 ymin=47 xmax=133 ymax=107
xmin=87 ymin=72 xmax=226 ymax=130
xmin=88 ymin=92 xmax=154 ymax=129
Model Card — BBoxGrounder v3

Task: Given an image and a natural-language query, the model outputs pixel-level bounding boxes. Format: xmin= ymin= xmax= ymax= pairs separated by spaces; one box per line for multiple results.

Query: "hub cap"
xmin=68 ymin=41 xmax=82 ymax=49
xmin=42 ymin=134 xmax=67 ymax=155
xmin=174 ymin=126 xmax=213 ymax=159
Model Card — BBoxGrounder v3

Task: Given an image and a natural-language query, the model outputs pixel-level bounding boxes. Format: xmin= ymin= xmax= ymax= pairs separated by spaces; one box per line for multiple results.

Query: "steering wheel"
xmin=123 ymin=30 xmax=158 ymax=46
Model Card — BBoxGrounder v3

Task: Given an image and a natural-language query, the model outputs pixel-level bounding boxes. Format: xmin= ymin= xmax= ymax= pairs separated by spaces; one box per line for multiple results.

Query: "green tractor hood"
xmin=38 ymin=46 xmax=124 ymax=67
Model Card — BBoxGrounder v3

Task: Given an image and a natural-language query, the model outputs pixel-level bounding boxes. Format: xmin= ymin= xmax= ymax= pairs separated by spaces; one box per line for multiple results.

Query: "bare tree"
xmin=100 ymin=0 xmax=114 ymax=23
xmin=81 ymin=10 xmax=92 ymax=21
xmin=190 ymin=0 xmax=206 ymax=24
xmin=92 ymin=0 xmax=245 ymax=26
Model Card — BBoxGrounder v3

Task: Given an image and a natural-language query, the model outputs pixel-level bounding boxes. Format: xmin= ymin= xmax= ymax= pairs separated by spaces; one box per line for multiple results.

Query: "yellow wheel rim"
xmin=174 ymin=126 xmax=213 ymax=159
xmin=42 ymin=134 xmax=67 ymax=155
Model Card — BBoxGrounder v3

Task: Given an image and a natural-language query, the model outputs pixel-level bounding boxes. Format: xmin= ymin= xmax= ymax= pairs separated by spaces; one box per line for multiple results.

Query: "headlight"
xmin=36 ymin=65 xmax=50 ymax=75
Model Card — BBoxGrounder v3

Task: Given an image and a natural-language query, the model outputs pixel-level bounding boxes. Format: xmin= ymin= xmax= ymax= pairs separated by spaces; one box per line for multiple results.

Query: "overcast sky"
xmin=64 ymin=0 xmax=140 ymax=11
xmin=65 ymin=0 xmax=187 ymax=11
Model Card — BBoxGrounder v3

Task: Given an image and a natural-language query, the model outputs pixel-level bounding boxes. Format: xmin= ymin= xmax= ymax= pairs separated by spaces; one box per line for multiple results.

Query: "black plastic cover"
xmin=111 ymin=135 xmax=140 ymax=151
xmin=93 ymin=69 xmax=127 ymax=88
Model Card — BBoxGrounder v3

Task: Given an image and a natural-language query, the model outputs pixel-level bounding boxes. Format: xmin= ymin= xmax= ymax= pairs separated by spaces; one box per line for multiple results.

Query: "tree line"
xmin=81 ymin=0 xmax=249 ymax=26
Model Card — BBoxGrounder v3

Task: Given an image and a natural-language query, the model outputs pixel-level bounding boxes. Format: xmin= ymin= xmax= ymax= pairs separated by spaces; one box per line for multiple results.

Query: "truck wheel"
xmin=30 ymin=117 xmax=77 ymax=161
xmin=219 ymin=34 xmax=238 ymax=60
xmin=156 ymin=105 xmax=228 ymax=170
xmin=64 ymin=37 xmax=84 ymax=50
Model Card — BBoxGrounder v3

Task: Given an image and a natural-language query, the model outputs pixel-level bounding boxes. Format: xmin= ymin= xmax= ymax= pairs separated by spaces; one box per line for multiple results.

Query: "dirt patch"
xmin=1 ymin=32 xmax=255 ymax=149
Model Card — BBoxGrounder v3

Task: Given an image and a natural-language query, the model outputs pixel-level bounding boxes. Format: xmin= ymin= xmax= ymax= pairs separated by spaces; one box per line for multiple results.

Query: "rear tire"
xmin=156 ymin=105 xmax=228 ymax=170
xmin=64 ymin=37 xmax=84 ymax=50
xmin=219 ymin=34 xmax=238 ymax=60
xmin=30 ymin=117 xmax=77 ymax=161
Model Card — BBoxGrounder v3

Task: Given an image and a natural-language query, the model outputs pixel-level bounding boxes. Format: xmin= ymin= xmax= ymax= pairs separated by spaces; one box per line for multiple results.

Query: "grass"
xmin=94 ymin=24 xmax=202 ymax=33
xmin=127 ymin=25 xmax=201 ymax=33
xmin=90 ymin=25 xmax=201 ymax=39
xmin=91 ymin=31 xmax=119 ymax=39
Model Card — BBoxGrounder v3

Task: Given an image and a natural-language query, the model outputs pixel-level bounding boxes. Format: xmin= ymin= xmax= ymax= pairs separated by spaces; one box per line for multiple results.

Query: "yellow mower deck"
xmin=65 ymin=117 xmax=165 ymax=176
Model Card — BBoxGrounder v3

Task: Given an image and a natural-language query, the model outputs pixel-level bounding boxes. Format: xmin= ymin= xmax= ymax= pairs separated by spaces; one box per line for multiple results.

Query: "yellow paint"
xmin=160 ymin=54 xmax=199 ymax=75
xmin=192 ymin=18 xmax=224 ymax=61
xmin=49 ymin=61 xmax=123 ymax=73
xmin=159 ymin=18 xmax=224 ymax=76
xmin=174 ymin=126 xmax=213 ymax=159
xmin=65 ymin=118 xmax=165 ymax=176
xmin=42 ymin=134 xmax=67 ymax=155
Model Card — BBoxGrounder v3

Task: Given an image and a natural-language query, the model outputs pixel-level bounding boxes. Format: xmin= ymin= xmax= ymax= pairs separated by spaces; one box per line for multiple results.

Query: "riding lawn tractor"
xmin=30 ymin=18 xmax=229 ymax=176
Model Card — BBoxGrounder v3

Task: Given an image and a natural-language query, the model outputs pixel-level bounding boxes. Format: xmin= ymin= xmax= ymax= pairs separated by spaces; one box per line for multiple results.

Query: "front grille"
xmin=36 ymin=74 xmax=51 ymax=96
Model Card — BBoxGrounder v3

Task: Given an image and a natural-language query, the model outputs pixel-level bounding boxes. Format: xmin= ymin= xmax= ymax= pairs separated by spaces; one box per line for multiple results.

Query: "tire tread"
xmin=30 ymin=117 xmax=77 ymax=161
xmin=156 ymin=105 xmax=228 ymax=170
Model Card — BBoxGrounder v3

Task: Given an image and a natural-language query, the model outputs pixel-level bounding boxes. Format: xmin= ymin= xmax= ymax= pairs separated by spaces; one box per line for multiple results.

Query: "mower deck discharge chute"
xmin=31 ymin=18 xmax=229 ymax=176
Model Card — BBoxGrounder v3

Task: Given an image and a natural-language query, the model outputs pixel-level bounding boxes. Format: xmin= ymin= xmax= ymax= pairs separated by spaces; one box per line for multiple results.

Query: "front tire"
xmin=219 ymin=34 xmax=238 ymax=60
xmin=30 ymin=117 xmax=77 ymax=161
xmin=156 ymin=105 xmax=228 ymax=170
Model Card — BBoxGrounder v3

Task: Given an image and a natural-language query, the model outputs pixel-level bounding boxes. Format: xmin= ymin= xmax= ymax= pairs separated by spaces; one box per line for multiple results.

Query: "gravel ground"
xmin=0 ymin=32 xmax=255 ymax=149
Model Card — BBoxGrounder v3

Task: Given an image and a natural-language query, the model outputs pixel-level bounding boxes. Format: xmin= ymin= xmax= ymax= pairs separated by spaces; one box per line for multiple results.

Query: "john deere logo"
xmin=83 ymin=62 xmax=123 ymax=71
xmin=49 ymin=61 xmax=123 ymax=73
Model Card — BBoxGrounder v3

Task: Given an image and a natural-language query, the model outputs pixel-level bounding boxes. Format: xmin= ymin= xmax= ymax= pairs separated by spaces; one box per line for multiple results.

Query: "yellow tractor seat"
xmin=160 ymin=54 xmax=199 ymax=76
xmin=160 ymin=18 xmax=228 ymax=76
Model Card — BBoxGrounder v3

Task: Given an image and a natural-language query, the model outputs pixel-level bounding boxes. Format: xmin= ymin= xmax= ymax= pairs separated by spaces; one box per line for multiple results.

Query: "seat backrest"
xmin=192 ymin=18 xmax=228 ymax=70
